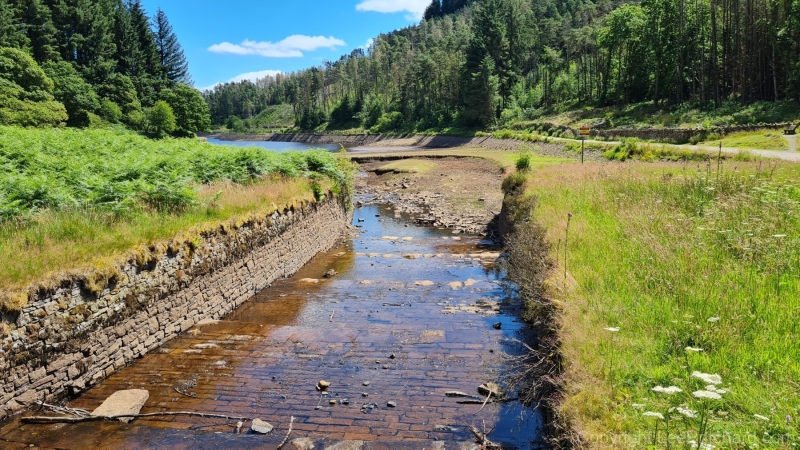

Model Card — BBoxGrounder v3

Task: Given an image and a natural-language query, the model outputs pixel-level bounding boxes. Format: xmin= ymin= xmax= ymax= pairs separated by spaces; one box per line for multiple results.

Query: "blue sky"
xmin=139 ymin=0 xmax=429 ymax=91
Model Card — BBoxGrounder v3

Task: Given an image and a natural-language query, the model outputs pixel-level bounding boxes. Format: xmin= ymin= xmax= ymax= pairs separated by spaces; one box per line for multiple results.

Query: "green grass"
xmin=0 ymin=126 xmax=350 ymax=218
xmin=0 ymin=126 xmax=356 ymax=298
xmin=699 ymin=130 xmax=790 ymax=151
xmin=518 ymin=161 xmax=800 ymax=448
xmin=525 ymin=100 xmax=800 ymax=129
xmin=350 ymin=147 xmax=567 ymax=171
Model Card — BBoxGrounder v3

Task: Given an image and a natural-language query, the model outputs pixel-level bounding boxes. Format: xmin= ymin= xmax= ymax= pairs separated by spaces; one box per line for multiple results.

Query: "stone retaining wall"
xmin=0 ymin=197 xmax=351 ymax=416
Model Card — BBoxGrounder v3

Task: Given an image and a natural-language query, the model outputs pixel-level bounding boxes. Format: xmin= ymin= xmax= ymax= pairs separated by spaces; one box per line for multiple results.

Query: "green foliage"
xmin=153 ymin=8 xmax=190 ymax=84
xmin=501 ymin=171 xmax=527 ymax=195
xmin=369 ymin=111 xmax=403 ymax=133
xmin=0 ymin=47 xmax=68 ymax=127
xmin=145 ymin=100 xmax=176 ymax=137
xmin=0 ymin=126 xmax=354 ymax=219
xmin=42 ymin=61 xmax=100 ymax=127
xmin=98 ymin=98 xmax=122 ymax=123
xmin=515 ymin=150 xmax=533 ymax=170
xmin=160 ymin=83 xmax=211 ymax=136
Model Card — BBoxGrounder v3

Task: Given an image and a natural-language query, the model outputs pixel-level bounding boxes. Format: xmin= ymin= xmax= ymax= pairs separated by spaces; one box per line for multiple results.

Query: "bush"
xmin=0 ymin=47 xmax=68 ymax=127
xmin=99 ymin=99 xmax=122 ymax=123
xmin=146 ymin=101 xmax=176 ymax=137
xmin=502 ymin=172 xmax=528 ymax=195
xmin=369 ymin=111 xmax=403 ymax=133
xmin=516 ymin=151 xmax=533 ymax=171
xmin=160 ymin=83 xmax=211 ymax=137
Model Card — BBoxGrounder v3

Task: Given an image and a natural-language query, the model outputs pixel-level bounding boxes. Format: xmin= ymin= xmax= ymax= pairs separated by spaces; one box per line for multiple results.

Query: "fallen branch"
xmin=468 ymin=421 xmax=500 ymax=449
xmin=445 ymin=391 xmax=483 ymax=401
xmin=276 ymin=416 xmax=295 ymax=450
xmin=174 ymin=387 xmax=196 ymax=398
xmin=330 ymin=310 xmax=335 ymax=322
xmin=22 ymin=411 xmax=253 ymax=424
xmin=475 ymin=392 xmax=492 ymax=414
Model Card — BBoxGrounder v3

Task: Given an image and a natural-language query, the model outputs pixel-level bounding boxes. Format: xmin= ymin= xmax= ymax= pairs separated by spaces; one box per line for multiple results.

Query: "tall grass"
xmin=0 ymin=126 xmax=350 ymax=218
xmin=0 ymin=126 xmax=355 ymax=292
xmin=518 ymin=161 xmax=800 ymax=448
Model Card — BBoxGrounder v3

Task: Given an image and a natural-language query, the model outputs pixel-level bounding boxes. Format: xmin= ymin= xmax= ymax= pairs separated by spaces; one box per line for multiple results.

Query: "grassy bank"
xmin=0 ymin=126 xmax=354 ymax=305
xmin=509 ymin=160 xmax=799 ymax=448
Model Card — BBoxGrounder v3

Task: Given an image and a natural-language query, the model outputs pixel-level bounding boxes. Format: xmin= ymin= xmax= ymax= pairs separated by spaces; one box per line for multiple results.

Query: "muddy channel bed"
xmin=0 ymin=198 xmax=546 ymax=450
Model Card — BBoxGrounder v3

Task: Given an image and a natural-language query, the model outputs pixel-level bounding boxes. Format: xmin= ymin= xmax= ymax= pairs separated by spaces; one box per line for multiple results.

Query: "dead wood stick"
xmin=276 ymin=416 xmax=295 ymax=450
xmin=174 ymin=387 xmax=196 ymax=397
xmin=330 ymin=310 xmax=335 ymax=322
xmin=475 ymin=392 xmax=492 ymax=414
xmin=467 ymin=423 xmax=500 ymax=449
xmin=22 ymin=411 xmax=253 ymax=424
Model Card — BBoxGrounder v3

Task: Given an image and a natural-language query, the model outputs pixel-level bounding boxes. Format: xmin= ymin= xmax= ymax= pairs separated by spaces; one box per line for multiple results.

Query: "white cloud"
xmin=355 ymin=0 xmax=429 ymax=19
xmin=208 ymin=35 xmax=346 ymax=58
xmin=360 ymin=38 xmax=375 ymax=52
xmin=198 ymin=69 xmax=282 ymax=92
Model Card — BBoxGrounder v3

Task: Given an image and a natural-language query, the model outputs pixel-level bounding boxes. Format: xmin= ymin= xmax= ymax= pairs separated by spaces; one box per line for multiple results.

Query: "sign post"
xmin=579 ymin=126 xmax=591 ymax=164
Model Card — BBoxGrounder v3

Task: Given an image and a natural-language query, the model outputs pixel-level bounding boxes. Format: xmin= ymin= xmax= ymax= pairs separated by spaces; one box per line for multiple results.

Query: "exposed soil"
xmin=357 ymin=157 xmax=507 ymax=237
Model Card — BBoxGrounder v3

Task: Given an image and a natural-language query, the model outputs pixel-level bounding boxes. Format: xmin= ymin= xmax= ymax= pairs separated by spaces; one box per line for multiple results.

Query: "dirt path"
xmin=787 ymin=135 xmax=798 ymax=153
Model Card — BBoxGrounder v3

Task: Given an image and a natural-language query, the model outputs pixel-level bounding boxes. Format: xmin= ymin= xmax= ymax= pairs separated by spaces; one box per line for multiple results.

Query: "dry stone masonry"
xmin=0 ymin=197 xmax=351 ymax=416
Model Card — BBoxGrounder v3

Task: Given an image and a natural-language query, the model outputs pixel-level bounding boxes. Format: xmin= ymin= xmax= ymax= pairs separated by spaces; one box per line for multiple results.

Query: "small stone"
xmin=387 ymin=401 xmax=397 ymax=407
xmin=329 ymin=399 xmax=337 ymax=405
xmin=317 ymin=380 xmax=330 ymax=390
xmin=492 ymin=322 xmax=502 ymax=330
xmin=363 ymin=381 xmax=370 ymax=386
xmin=250 ymin=418 xmax=273 ymax=434
xmin=382 ymin=365 xmax=389 ymax=369
xmin=341 ymin=399 xmax=350 ymax=405
xmin=389 ymin=354 xmax=396 ymax=359
xmin=362 ymin=392 xmax=369 ymax=397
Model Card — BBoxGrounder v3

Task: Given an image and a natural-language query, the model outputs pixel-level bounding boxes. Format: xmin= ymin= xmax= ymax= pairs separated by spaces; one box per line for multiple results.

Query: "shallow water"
xmin=0 ymin=200 xmax=546 ymax=449
xmin=206 ymin=138 xmax=341 ymax=152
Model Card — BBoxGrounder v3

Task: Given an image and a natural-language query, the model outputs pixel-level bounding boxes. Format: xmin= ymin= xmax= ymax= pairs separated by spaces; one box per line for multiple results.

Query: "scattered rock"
xmin=363 ymin=381 xmax=370 ymax=386
xmin=329 ymin=399 xmax=337 ymax=405
xmin=448 ymin=281 xmax=463 ymax=290
xmin=387 ymin=401 xmax=397 ymax=407
xmin=250 ymin=418 xmax=273 ymax=434
xmin=464 ymin=278 xmax=479 ymax=287
xmin=382 ymin=365 xmax=389 ymax=369
xmin=299 ymin=278 xmax=320 ymax=284
xmin=341 ymin=399 xmax=350 ymax=405
xmin=324 ymin=269 xmax=337 ymax=278
xmin=359 ymin=280 xmax=374 ymax=285
xmin=492 ymin=322 xmax=502 ymax=330
xmin=290 ymin=437 xmax=315 ymax=450
xmin=389 ymin=353 xmax=396 ymax=359
xmin=381 ymin=236 xmax=399 ymax=240
xmin=317 ymin=380 xmax=331 ymax=391
xmin=434 ymin=425 xmax=460 ymax=432
xmin=91 ymin=389 xmax=150 ymax=423
xmin=414 ymin=280 xmax=435 ymax=286
xmin=403 ymin=253 xmax=422 ymax=259
xmin=362 ymin=392 xmax=369 ymax=397
xmin=401 ymin=237 xmax=413 ymax=241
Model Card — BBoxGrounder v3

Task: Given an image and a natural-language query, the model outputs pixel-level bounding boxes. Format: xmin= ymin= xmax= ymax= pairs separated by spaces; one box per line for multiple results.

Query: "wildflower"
xmin=754 ymin=414 xmax=770 ymax=422
xmin=604 ymin=327 xmax=620 ymax=332
xmin=652 ymin=385 xmax=683 ymax=395
xmin=706 ymin=385 xmax=727 ymax=394
xmin=707 ymin=317 xmax=720 ymax=323
xmin=676 ymin=407 xmax=697 ymax=418
xmin=692 ymin=371 xmax=722 ymax=385
xmin=685 ymin=346 xmax=704 ymax=352
xmin=693 ymin=390 xmax=722 ymax=400
xmin=632 ymin=403 xmax=645 ymax=408
xmin=643 ymin=411 xmax=665 ymax=420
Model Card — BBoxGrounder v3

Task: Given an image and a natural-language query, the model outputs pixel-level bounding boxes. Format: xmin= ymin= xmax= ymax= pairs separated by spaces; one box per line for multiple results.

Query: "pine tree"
xmin=126 ymin=0 xmax=159 ymax=105
xmin=12 ymin=0 xmax=58 ymax=62
xmin=153 ymin=8 xmax=190 ymax=85
xmin=0 ymin=0 xmax=27 ymax=48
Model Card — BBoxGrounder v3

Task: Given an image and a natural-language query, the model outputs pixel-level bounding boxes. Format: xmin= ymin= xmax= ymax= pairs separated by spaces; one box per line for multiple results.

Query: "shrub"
xmin=146 ymin=100 xmax=176 ymax=137
xmin=502 ymin=172 xmax=528 ymax=195
xmin=516 ymin=151 xmax=533 ymax=171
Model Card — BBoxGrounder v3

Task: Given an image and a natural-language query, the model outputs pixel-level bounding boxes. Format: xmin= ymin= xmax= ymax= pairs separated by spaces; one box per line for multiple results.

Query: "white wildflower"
xmin=754 ymin=414 xmax=770 ymax=422
xmin=692 ymin=371 xmax=723 ymax=385
xmin=707 ymin=317 xmax=720 ymax=323
xmin=693 ymin=390 xmax=722 ymax=400
xmin=652 ymin=385 xmax=683 ymax=395
xmin=643 ymin=411 xmax=665 ymax=420
xmin=604 ymin=327 xmax=620 ymax=332
xmin=706 ymin=385 xmax=727 ymax=394
xmin=685 ymin=346 xmax=704 ymax=352
xmin=677 ymin=407 xmax=697 ymax=418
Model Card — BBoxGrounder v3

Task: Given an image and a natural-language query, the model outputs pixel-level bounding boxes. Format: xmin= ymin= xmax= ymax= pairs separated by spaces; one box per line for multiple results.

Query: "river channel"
xmin=0 ymin=196 xmax=545 ymax=449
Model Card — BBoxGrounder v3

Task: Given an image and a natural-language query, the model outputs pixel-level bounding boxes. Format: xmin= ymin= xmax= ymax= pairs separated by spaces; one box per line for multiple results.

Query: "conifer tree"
xmin=153 ymin=8 xmax=191 ymax=85
xmin=0 ymin=0 xmax=27 ymax=48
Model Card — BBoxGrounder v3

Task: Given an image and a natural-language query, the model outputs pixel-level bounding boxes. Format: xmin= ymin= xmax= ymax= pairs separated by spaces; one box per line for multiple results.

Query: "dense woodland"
xmin=205 ymin=0 xmax=800 ymax=131
xmin=0 ymin=0 xmax=210 ymax=136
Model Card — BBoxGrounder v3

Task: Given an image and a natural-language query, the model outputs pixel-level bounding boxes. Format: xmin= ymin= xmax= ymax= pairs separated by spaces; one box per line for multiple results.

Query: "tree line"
xmin=205 ymin=0 xmax=800 ymax=131
xmin=0 ymin=0 xmax=209 ymax=136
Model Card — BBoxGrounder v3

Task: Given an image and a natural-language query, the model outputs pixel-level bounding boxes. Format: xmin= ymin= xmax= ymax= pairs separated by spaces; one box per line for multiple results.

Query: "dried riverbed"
xmin=0 ymin=174 xmax=545 ymax=449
